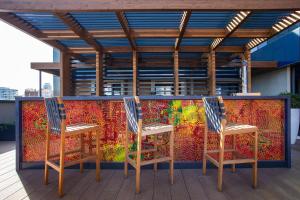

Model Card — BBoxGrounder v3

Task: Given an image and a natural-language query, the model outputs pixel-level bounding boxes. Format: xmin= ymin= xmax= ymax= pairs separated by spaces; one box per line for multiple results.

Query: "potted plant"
xmin=280 ymin=92 xmax=300 ymax=144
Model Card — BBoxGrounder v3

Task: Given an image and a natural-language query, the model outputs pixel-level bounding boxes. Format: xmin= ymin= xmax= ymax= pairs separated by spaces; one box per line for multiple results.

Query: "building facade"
xmin=0 ymin=87 xmax=18 ymax=100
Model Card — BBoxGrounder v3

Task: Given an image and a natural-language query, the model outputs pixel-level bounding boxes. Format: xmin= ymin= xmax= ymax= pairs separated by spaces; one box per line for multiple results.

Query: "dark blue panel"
xmin=241 ymin=11 xmax=291 ymax=28
xmin=59 ymin=40 xmax=89 ymax=47
xmin=70 ymin=12 xmax=121 ymax=29
xmin=136 ymin=38 xmax=176 ymax=46
xmin=181 ymin=38 xmax=212 ymax=46
xmin=125 ymin=12 xmax=182 ymax=28
xmin=179 ymin=52 xmax=202 ymax=59
xmin=97 ymin=39 xmax=130 ymax=47
xmin=252 ymin=23 xmax=300 ymax=67
xmin=222 ymin=38 xmax=250 ymax=46
xmin=139 ymin=52 xmax=173 ymax=59
xmin=188 ymin=12 xmax=236 ymax=28
xmin=16 ymin=12 xmax=68 ymax=30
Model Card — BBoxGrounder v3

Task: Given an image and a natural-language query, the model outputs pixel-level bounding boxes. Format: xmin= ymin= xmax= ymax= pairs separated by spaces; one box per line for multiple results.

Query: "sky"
xmin=0 ymin=21 xmax=53 ymax=95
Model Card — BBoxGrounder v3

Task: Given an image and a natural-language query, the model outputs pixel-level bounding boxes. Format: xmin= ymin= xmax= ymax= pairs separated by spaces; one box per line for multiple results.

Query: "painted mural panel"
xmin=22 ymin=99 xmax=285 ymax=162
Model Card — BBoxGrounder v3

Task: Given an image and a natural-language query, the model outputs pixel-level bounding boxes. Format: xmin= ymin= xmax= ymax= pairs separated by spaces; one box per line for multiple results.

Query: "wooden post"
xmin=39 ymin=70 xmax=42 ymax=97
xmin=60 ymin=52 xmax=72 ymax=96
xmin=245 ymin=49 xmax=252 ymax=92
xmin=174 ymin=51 xmax=179 ymax=96
xmin=208 ymin=50 xmax=216 ymax=95
xmin=133 ymin=50 xmax=137 ymax=96
xmin=96 ymin=51 xmax=103 ymax=96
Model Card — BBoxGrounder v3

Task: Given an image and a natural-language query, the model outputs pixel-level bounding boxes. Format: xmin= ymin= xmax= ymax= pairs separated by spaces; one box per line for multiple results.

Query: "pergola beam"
xmin=211 ymin=11 xmax=251 ymax=49
xmin=40 ymin=28 xmax=271 ymax=39
xmin=69 ymin=46 xmax=245 ymax=53
xmin=116 ymin=11 xmax=136 ymax=50
xmin=175 ymin=11 xmax=191 ymax=50
xmin=132 ymin=50 xmax=137 ymax=96
xmin=54 ymin=12 xmax=103 ymax=52
xmin=1 ymin=0 xmax=299 ymax=11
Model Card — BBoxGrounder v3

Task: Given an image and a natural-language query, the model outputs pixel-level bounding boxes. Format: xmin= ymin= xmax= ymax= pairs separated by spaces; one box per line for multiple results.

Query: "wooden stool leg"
xmin=169 ymin=129 xmax=174 ymax=184
xmin=252 ymin=131 xmax=258 ymax=188
xmin=124 ymin=128 xmax=129 ymax=178
xmin=96 ymin=131 xmax=101 ymax=182
xmin=88 ymin=131 xmax=92 ymax=155
xmin=44 ymin=128 xmax=50 ymax=185
xmin=153 ymin=134 xmax=157 ymax=172
xmin=218 ymin=133 xmax=225 ymax=192
xmin=136 ymin=132 xmax=142 ymax=193
xmin=58 ymin=134 xmax=65 ymax=197
xmin=232 ymin=135 xmax=236 ymax=173
xmin=202 ymin=125 xmax=208 ymax=175
xmin=80 ymin=133 xmax=84 ymax=173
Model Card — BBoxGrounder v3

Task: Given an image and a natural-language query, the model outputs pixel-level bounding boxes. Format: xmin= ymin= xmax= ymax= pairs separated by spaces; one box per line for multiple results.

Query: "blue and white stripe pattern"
xmin=202 ymin=96 xmax=226 ymax=134
xmin=123 ymin=97 xmax=143 ymax=133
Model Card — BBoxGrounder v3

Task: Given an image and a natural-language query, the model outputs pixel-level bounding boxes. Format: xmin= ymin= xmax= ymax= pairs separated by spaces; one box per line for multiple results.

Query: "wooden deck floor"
xmin=1 ymin=141 xmax=300 ymax=200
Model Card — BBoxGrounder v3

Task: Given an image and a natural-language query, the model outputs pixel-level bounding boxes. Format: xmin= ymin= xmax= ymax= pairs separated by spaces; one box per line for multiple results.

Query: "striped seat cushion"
xmin=224 ymin=123 xmax=257 ymax=135
xmin=66 ymin=123 xmax=99 ymax=134
xmin=142 ymin=123 xmax=173 ymax=136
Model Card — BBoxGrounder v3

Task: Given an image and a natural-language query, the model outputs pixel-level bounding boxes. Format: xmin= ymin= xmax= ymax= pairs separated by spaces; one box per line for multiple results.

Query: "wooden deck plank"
xmin=198 ymin=170 xmax=230 ymax=200
xmin=170 ymin=170 xmax=191 ymax=200
xmin=0 ymin=170 xmax=36 ymax=200
xmin=181 ymin=169 xmax=209 ymax=200
xmin=222 ymin=169 xmax=263 ymax=200
xmin=79 ymin=170 xmax=114 ymax=200
xmin=134 ymin=170 xmax=154 ymax=200
xmin=153 ymin=169 xmax=172 ymax=200
xmin=96 ymin=170 xmax=124 ymax=200
xmin=239 ymin=168 xmax=290 ymax=200
xmin=63 ymin=170 xmax=96 ymax=200
xmin=116 ymin=170 xmax=136 ymax=200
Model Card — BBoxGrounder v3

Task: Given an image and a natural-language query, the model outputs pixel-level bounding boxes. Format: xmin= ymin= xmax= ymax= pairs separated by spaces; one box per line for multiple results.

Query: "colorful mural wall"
xmin=22 ymin=99 xmax=285 ymax=162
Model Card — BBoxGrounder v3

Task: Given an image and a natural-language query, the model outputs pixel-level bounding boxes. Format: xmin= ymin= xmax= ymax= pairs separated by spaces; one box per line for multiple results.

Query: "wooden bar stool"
xmin=123 ymin=96 xmax=174 ymax=193
xmin=202 ymin=96 xmax=258 ymax=191
xmin=44 ymin=97 xmax=101 ymax=197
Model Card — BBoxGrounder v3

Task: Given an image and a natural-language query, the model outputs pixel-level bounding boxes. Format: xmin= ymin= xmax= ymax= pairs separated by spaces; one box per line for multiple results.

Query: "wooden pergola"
xmin=0 ymin=0 xmax=300 ymax=96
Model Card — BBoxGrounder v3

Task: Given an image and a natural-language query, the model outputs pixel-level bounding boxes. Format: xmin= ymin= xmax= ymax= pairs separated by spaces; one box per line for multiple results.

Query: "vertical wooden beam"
xmin=174 ymin=51 xmax=179 ymax=96
xmin=39 ymin=70 xmax=42 ymax=97
xmin=245 ymin=49 xmax=252 ymax=92
xmin=96 ymin=51 xmax=103 ymax=96
xmin=133 ymin=50 xmax=137 ymax=96
xmin=209 ymin=50 xmax=216 ymax=95
xmin=60 ymin=52 xmax=72 ymax=96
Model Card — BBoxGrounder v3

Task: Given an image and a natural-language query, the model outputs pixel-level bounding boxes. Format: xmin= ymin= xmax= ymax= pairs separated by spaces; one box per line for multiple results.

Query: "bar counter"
xmin=15 ymin=96 xmax=291 ymax=170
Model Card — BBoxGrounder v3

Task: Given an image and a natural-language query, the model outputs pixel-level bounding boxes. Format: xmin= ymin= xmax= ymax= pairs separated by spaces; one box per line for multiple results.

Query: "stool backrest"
xmin=44 ymin=97 xmax=66 ymax=134
xmin=123 ymin=96 xmax=143 ymax=134
xmin=202 ymin=96 xmax=227 ymax=133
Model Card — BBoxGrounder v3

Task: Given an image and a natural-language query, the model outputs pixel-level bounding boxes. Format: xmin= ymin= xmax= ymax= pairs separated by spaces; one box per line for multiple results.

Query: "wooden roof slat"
xmin=175 ymin=10 xmax=191 ymax=50
xmin=115 ymin=11 xmax=136 ymax=50
xmin=211 ymin=10 xmax=251 ymax=50
xmin=1 ymin=0 xmax=299 ymax=11
xmin=69 ymin=46 xmax=244 ymax=53
xmin=54 ymin=12 xmax=103 ymax=52
xmin=247 ymin=11 xmax=300 ymax=49
xmin=40 ymin=28 xmax=271 ymax=39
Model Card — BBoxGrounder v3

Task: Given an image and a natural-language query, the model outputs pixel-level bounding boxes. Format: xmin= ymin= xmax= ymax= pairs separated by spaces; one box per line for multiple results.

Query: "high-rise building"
xmin=24 ymin=88 xmax=39 ymax=97
xmin=42 ymin=83 xmax=53 ymax=97
xmin=0 ymin=87 xmax=18 ymax=100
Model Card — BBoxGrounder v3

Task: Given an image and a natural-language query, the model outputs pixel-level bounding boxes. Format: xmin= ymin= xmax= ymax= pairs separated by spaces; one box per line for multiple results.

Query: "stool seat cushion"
xmin=142 ymin=123 xmax=173 ymax=136
xmin=224 ymin=123 xmax=258 ymax=135
xmin=66 ymin=123 xmax=99 ymax=135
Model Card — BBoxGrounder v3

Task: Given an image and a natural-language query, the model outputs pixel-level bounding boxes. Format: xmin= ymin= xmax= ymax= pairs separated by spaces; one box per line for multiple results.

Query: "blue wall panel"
xmin=252 ymin=23 xmax=300 ymax=67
